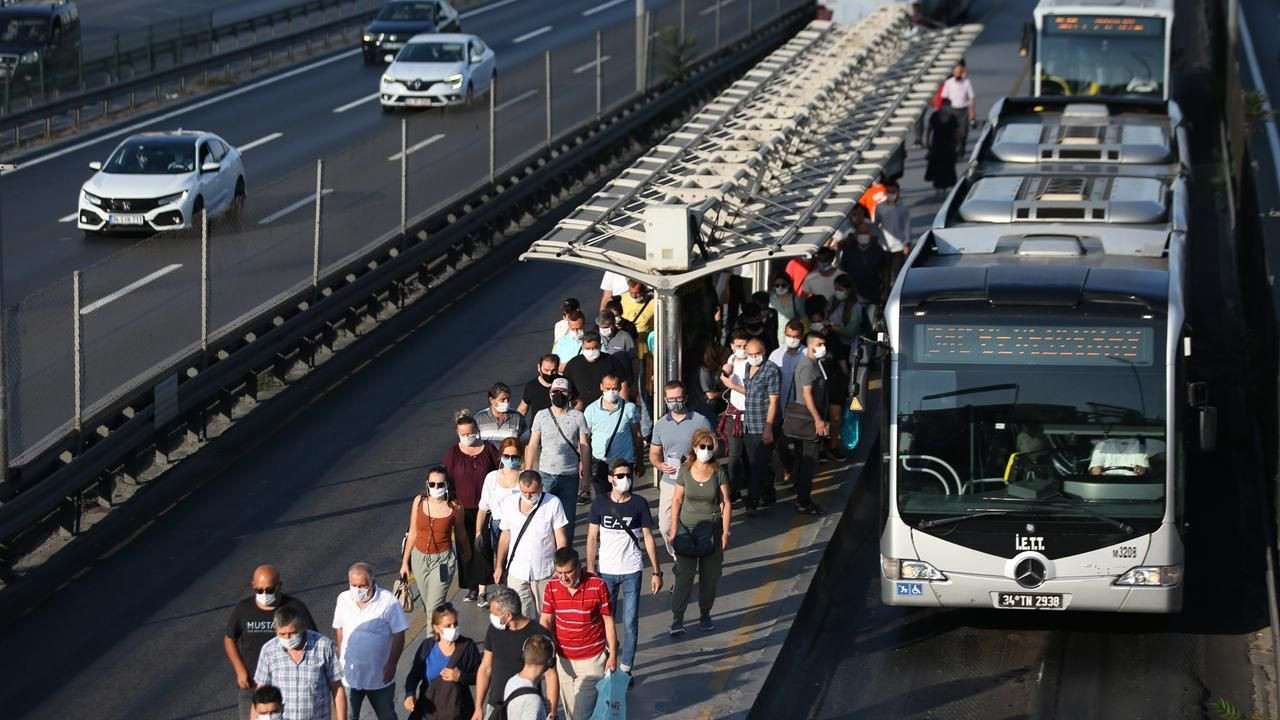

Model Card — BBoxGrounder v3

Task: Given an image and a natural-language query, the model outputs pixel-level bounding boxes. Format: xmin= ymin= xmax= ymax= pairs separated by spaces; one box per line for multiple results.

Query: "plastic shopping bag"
xmin=589 ymin=670 xmax=630 ymax=720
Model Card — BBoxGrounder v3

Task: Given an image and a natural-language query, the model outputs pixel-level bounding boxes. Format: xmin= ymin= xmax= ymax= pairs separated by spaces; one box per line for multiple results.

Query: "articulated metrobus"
xmin=1029 ymin=0 xmax=1174 ymax=100
xmin=877 ymin=97 xmax=1215 ymax=613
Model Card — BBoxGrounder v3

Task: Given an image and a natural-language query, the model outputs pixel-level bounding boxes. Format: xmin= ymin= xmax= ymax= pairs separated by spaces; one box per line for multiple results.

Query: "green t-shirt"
xmin=676 ymin=465 xmax=728 ymax=527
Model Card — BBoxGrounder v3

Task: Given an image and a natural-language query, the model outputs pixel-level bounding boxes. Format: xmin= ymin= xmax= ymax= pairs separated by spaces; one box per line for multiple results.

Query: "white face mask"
xmin=255 ymin=591 xmax=278 ymax=607
xmin=280 ymin=633 xmax=303 ymax=650
xmin=440 ymin=626 xmax=459 ymax=642
xmin=600 ymin=326 xmax=614 ymax=338
xmin=613 ymin=475 xmax=633 ymax=493
xmin=583 ymin=348 xmax=602 ymax=362
xmin=489 ymin=613 xmax=507 ymax=630
xmin=834 ymin=290 xmax=848 ymax=301
xmin=747 ymin=355 xmax=764 ymax=367
xmin=429 ymin=486 xmax=448 ymax=499
xmin=856 ymin=233 xmax=871 ymax=247
xmin=810 ymin=321 xmax=825 ymax=332
xmin=784 ymin=336 xmax=802 ymax=350
xmin=813 ymin=345 xmax=828 ymax=359
xmin=351 ymin=585 xmax=372 ymax=603
xmin=572 ymin=329 xmax=585 ymax=340
xmin=602 ymin=389 xmax=620 ymax=403
xmin=773 ymin=285 xmax=789 ymax=296
xmin=461 ymin=433 xmax=481 ymax=446
xmin=259 ymin=714 xmax=282 ymax=720
xmin=494 ymin=401 xmax=510 ymax=413
xmin=695 ymin=448 xmax=714 ymax=463
xmin=732 ymin=347 xmax=747 ymax=359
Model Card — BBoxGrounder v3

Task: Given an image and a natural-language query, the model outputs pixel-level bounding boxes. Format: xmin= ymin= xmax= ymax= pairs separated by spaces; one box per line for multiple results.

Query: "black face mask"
xmin=551 ymin=394 xmax=569 ymax=408
xmin=540 ymin=372 xmax=556 ymax=382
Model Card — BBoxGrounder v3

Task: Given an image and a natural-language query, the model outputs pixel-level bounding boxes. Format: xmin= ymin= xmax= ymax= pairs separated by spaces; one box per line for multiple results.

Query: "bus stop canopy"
xmin=520 ymin=8 xmax=982 ymax=290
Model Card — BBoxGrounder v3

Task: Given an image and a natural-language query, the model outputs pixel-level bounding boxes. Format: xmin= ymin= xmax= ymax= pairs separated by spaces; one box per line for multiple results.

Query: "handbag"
xmin=392 ymin=573 xmax=416 ymax=614
xmin=672 ymin=520 xmax=716 ymax=558
xmin=499 ymin=493 xmax=543 ymax=586
xmin=781 ymin=379 xmax=817 ymax=442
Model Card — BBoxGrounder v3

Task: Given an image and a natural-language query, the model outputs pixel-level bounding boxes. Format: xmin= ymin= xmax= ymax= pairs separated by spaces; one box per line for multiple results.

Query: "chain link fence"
xmin=2 ymin=0 xmax=809 ymax=464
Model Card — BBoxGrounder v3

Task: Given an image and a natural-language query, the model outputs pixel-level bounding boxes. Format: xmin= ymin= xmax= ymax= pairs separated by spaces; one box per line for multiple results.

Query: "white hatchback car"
xmin=78 ymin=130 xmax=246 ymax=236
xmin=379 ymin=33 xmax=495 ymax=109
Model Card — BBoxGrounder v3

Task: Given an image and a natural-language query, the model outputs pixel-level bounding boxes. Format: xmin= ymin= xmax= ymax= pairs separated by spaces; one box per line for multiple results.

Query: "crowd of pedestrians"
xmin=220 ymin=55 xmax=962 ymax=719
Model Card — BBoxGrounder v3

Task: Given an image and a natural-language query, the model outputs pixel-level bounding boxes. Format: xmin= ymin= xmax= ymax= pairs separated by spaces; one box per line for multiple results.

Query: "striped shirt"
xmin=253 ymin=630 xmax=342 ymax=720
xmin=541 ymin=572 xmax=612 ymax=660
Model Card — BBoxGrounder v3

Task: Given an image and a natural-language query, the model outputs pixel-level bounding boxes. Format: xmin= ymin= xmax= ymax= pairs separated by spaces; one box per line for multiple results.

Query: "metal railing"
xmin=0 ymin=0 xmax=810 ymax=487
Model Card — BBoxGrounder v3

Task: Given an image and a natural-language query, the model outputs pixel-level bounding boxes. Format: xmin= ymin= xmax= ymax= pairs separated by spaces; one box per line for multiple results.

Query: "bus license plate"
xmin=108 ymin=214 xmax=146 ymax=226
xmin=997 ymin=592 xmax=1063 ymax=610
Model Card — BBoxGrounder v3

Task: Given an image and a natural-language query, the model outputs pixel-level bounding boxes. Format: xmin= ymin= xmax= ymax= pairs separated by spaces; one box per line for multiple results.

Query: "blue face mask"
xmin=501 ymin=457 xmax=521 ymax=470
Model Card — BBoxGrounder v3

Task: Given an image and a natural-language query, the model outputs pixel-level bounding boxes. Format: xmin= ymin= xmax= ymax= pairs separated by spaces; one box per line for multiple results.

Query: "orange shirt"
xmin=859 ymin=182 xmax=888 ymax=219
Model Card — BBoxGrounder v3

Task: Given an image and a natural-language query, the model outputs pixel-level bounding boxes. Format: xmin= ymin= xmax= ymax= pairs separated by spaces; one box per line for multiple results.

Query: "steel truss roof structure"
xmin=521 ymin=8 xmax=982 ymax=289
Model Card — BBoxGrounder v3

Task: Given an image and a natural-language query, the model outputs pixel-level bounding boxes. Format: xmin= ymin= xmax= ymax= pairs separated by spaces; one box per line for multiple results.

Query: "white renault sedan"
xmin=78 ymin=130 xmax=246 ymax=236
xmin=379 ymin=33 xmax=495 ymax=109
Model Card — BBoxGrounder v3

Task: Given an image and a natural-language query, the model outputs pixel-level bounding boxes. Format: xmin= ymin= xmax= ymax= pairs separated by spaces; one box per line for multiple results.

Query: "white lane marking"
xmin=573 ymin=55 xmax=612 ymax=74
xmin=460 ymin=0 xmax=522 ymax=19
xmin=699 ymin=0 xmax=736 ymax=16
xmin=3 ymin=49 xmax=362 ymax=177
xmin=237 ymin=132 xmax=283 ymax=153
xmin=513 ymin=25 xmax=552 ymax=43
xmin=333 ymin=92 xmax=380 ymax=114
xmin=387 ymin=133 xmax=447 ymax=161
xmin=495 ymin=88 xmax=539 ymax=112
xmin=59 ymin=212 xmax=77 ymax=223
xmin=582 ymin=0 xmax=627 ymax=16
xmin=258 ymin=189 xmax=334 ymax=225
xmin=80 ymin=263 xmax=183 ymax=314
xmin=1239 ymin=8 xmax=1280 ymax=193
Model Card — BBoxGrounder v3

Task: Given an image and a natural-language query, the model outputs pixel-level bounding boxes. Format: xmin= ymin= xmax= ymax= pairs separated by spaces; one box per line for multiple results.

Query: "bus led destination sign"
xmin=1046 ymin=14 xmax=1164 ymax=37
xmin=915 ymin=324 xmax=1153 ymax=366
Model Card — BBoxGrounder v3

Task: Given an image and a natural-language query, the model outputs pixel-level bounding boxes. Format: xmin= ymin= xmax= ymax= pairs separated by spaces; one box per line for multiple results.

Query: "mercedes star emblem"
xmin=1015 ymin=558 xmax=1047 ymax=589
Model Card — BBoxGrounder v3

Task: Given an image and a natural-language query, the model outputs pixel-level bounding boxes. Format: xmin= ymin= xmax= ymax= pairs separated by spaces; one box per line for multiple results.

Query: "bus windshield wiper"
xmin=1020 ymin=496 xmax=1135 ymax=534
xmin=918 ymin=509 xmax=1018 ymax=529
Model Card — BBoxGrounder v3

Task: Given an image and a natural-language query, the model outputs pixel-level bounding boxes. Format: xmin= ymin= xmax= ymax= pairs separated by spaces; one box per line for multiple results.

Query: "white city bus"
xmin=1028 ymin=0 xmax=1174 ymax=100
xmin=877 ymin=97 xmax=1215 ymax=613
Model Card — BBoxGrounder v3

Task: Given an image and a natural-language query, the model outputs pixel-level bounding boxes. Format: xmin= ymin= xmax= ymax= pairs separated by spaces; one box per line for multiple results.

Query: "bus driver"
xmin=1089 ymin=437 xmax=1150 ymax=476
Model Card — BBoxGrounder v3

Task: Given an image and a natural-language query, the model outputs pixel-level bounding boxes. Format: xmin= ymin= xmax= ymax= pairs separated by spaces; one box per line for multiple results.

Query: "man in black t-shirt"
xmin=518 ymin=353 xmax=562 ymax=423
xmin=564 ymin=331 xmax=631 ymax=411
xmin=224 ymin=565 xmax=317 ymax=720
xmin=472 ymin=586 xmax=558 ymax=720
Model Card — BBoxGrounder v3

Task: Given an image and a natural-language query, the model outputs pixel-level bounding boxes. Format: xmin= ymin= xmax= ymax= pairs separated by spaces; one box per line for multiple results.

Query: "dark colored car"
xmin=0 ymin=0 xmax=81 ymax=82
xmin=362 ymin=0 xmax=461 ymax=64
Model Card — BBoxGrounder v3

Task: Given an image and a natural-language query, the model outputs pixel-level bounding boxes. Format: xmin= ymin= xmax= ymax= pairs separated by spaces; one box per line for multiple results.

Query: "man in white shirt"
xmin=331 ymin=562 xmax=409 ymax=720
xmin=874 ymin=179 xmax=914 ymax=287
xmin=493 ymin=471 xmax=570 ymax=618
xmin=1089 ymin=437 xmax=1151 ymax=476
xmin=502 ymin=634 xmax=554 ymax=720
xmin=940 ymin=61 xmax=976 ymax=151
xmin=599 ymin=271 xmax=629 ymax=311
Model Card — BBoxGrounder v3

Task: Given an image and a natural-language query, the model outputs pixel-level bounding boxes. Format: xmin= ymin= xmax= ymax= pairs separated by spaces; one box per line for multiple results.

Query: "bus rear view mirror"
xmin=1198 ymin=405 xmax=1217 ymax=453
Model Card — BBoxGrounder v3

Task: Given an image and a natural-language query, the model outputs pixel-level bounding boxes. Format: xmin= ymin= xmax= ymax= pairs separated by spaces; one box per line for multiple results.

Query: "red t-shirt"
xmin=542 ymin=572 xmax=612 ymax=660
xmin=785 ymin=257 xmax=814 ymax=295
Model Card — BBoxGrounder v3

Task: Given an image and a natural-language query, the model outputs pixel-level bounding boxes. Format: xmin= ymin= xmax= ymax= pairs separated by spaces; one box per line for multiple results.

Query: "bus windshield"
xmin=895 ymin=317 xmax=1167 ymax=524
xmin=1038 ymin=14 xmax=1166 ymax=98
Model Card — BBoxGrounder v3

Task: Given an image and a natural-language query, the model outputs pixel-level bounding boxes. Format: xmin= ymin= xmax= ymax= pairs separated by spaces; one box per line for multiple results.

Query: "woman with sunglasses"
xmin=667 ymin=428 xmax=732 ymax=635
xmin=403 ymin=604 xmax=482 ymax=720
xmin=401 ymin=467 xmax=471 ymax=616
xmin=444 ymin=411 xmax=499 ymax=606
xmin=476 ymin=438 xmax=525 ymax=589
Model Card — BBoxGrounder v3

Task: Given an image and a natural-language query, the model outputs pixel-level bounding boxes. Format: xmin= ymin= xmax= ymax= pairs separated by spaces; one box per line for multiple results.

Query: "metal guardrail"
xmin=0 ymin=1 xmax=814 ymax=587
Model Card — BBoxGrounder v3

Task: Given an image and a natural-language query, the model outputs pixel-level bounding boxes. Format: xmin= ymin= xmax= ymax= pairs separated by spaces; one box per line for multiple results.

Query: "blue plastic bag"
xmin=841 ymin=406 xmax=861 ymax=451
xmin=589 ymin=670 xmax=630 ymax=720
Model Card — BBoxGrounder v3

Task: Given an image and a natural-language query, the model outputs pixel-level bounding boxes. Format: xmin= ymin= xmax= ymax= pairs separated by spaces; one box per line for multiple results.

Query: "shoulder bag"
xmin=499 ymin=493 xmax=543 ymax=586
xmin=781 ymin=364 xmax=818 ymax=441
xmin=607 ymin=499 xmax=647 ymax=559
xmin=671 ymin=469 xmax=719 ymax=558
xmin=590 ymin=401 xmax=627 ymax=489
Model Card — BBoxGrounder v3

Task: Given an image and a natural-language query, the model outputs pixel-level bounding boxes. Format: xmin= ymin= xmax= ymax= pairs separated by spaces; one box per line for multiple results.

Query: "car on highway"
xmin=0 ymin=0 xmax=81 ymax=81
xmin=379 ymin=33 xmax=495 ymax=110
xmin=362 ymin=0 xmax=462 ymax=64
xmin=77 ymin=131 xmax=246 ymax=237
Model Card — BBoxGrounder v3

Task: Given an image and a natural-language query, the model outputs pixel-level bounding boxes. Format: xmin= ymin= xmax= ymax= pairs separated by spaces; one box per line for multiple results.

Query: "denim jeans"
xmin=348 ymin=683 xmax=396 ymax=719
xmin=541 ymin=471 xmax=581 ymax=544
xmin=600 ymin=570 xmax=642 ymax=669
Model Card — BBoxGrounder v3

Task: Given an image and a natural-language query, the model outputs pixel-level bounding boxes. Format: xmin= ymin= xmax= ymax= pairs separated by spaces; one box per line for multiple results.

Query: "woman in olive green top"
xmin=667 ymin=427 xmax=733 ymax=635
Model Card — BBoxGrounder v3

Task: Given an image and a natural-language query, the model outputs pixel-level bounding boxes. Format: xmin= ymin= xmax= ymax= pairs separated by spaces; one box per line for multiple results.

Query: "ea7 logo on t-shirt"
xmin=600 ymin=515 xmax=634 ymax=531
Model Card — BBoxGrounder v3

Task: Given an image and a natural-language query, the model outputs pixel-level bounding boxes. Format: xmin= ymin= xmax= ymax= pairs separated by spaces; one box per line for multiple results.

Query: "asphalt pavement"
xmin=1 ymin=0 xmax=785 ymax=462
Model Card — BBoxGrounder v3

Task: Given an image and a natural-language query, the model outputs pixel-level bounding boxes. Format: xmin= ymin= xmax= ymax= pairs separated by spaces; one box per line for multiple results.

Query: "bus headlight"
xmin=1115 ymin=565 xmax=1182 ymax=587
xmin=882 ymin=556 xmax=946 ymax=581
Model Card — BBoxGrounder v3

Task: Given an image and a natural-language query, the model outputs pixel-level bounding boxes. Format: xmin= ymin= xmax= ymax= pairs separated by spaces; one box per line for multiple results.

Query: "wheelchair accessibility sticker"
xmin=896 ymin=582 xmax=924 ymax=596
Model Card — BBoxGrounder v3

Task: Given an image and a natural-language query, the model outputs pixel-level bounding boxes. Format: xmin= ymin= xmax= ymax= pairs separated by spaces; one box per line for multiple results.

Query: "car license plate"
xmin=383 ymin=42 xmax=402 ymax=49
xmin=108 ymin=214 xmax=146 ymax=226
xmin=997 ymin=592 xmax=1064 ymax=610
xmin=406 ymin=97 xmax=432 ymax=107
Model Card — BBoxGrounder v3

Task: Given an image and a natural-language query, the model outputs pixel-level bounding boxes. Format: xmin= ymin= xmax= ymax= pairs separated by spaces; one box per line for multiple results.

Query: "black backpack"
xmin=490 ymin=686 xmax=542 ymax=720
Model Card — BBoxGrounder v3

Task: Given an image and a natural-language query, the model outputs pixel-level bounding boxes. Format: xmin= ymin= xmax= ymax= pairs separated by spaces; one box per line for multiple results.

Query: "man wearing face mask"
xmin=874 ymin=178 xmax=913 ymax=290
xmin=800 ymin=247 xmax=840 ymax=301
xmin=648 ymin=381 xmax=713 ymax=559
xmin=768 ymin=320 xmax=808 ymax=485
xmin=517 ymin=354 xmax=561 ymax=425
xmin=493 ymin=472 xmax=569 ymax=635
xmin=596 ymin=311 xmax=635 ymax=373
xmin=563 ymin=331 xmax=631 ymax=412
xmin=583 ymin=373 xmax=642 ymax=499
xmin=790 ymin=333 xmax=830 ymax=515
xmin=840 ymin=218 xmax=886 ymax=322
xmin=734 ymin=338 xmax=781 ymax=514
xmin=539 ymin=547 xmax=618 ymax=720
xmin=552 ymin=310 xmax=588 ymax=372
xmin=226 ymin=565 xmax=317 ymax=720
xmin=331 ymin=563 xmax=410 ymax=720
xmin=253 ymin=605 xmax=345 ymax=720
xmin=251 ymin=686 xmax=284 ymax=720
xmin=768 ymin=272 xmax=803 ymax=349
xmin=526 ymin=379 xmax=591 ymax=542
xmin=472 ymin=586 xmax=558 ymax=720
xmin=719 ymin=330 xmax=752 ymax=504
xmin=475 ymin=382 xmax=529 ymax=447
